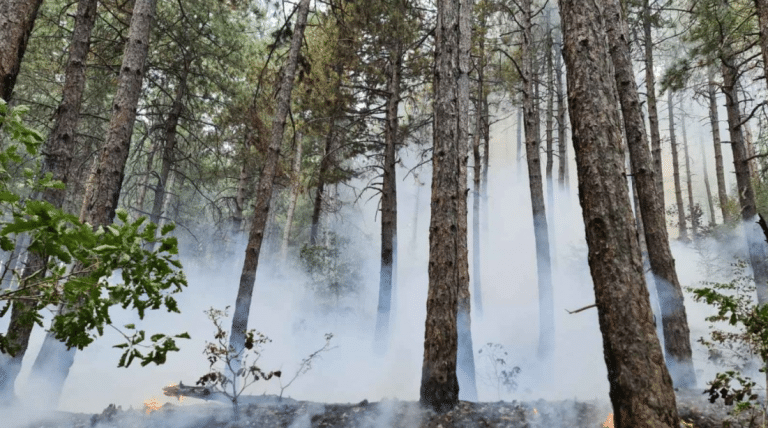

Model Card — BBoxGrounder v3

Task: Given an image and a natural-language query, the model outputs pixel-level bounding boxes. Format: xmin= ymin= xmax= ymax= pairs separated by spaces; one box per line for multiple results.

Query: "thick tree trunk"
xmin=669 ymin=91 xmax=688 ymax=241
xmin=374 ymin=45 xmax=401 ymax=352
xmin=28 ymin=0 xmax=159 ymax=405
xmin=707 ymin=69 xmax=730 ymax=223
xmin=228 ymin=0 xmax=310 ymax=360
xmin=0 ymin=0 xmax=98 ymax=405
xmin=681 ymin=114 xmax=698 ymax=239
xmin=559 ymin=2 xmax=680 ymax=426
xmin=643 ymin=0 xmax=665 ymax=208
xmin=0 ymin=0 xmax=44 ymax=101
xmin=721 ymin=60 xmax=768 ymax=305
xmin=604 ymin=0 xmax=696 ymax=389
xmin=555 ymin=29 xmax=568 ymax=191
xmin=279 ymin=132 xmax=303 ymax=262
xmin=521 ymin=0 xmax=554 ymax=361
xmin=420 ymin=0 xmax=472 ymax=413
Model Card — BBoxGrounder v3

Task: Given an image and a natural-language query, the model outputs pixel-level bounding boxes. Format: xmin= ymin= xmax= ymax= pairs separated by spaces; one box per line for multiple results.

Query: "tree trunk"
xmin=707 ymin=69 xmax=730 ymax=223
xmin=643 ymin=0 xmax=665 ymax=208
xmin=150 ymin=62 xmax=188 ymax=228
xmin=545 ymin=9 xmax=555 ymax=215
xmin=516 ymin=107 xmax=523 ymax=177
xmin=473 ymin=20 xmax=486 ymax=318
xmin=228 ymin=0 xmax=310 ymax=360
xmin=0 ymin=0 xmax=98 ymax=404
xmin=374 ymin=44 xmax=401 ymax=352
xmin=681 ymin=114 xmax=698 ymax=239
xmin=559 ymin=1 xmax=680 ymax=425
xmin=721 ymin=59 xmax=768 ymax=305
xmin=604 ymin=0 xmax=696 ymax=390
xmin=669 ymin=91 xmax=688 ymax=241
xmin=555 ymin=28 xmax=568 ymax=191
xmin=28 ymin=0 xmax=159 ymax=405
xmin=0 ymin=0 xmax=44 ymax=101
xmin=701 ymin=133 xmax=717 ymax=227
xmin=280 ymin=131 xmax=303 ymax=262
xmin=521 ymin=0 xmax=554 ymax=361
xmin=310 ymin=119 xmax=335 ymax=245
xmin=420 ymin=0 xmax=472 ymax=413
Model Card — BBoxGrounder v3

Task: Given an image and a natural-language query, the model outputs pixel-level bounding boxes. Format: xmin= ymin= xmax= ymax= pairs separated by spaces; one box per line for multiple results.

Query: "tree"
xmin=558 ymin=0 xmax=680 ymax=425
xmin=603 ymin=0 xmax=696 ymax=389
xmin=755 ymin=0 xmax=768 ymax=90
xmin=669 ymin=91 xmax=688 ymax=241
xmin=0 ymin=0 xmax=99 ymax=402
xmin=643 ymin=0 xmax=666 ymax=208
xmin=706 ymin=67 xmax=730 ymax=223
xmin=27 ymin=0 xmax=161 ymax=403
xmin=420 ymin=0 xmax=472 ymax=413
xmin=0 ymin=0 xmax=44 ymax=101
xmin=229 ymin=0 xmax=311 ymax=362
xmin=681 ymin=112 xmax=699 ymax=239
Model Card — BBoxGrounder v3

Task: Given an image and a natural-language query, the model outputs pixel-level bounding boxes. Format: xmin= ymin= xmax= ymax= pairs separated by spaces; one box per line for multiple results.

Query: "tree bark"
xmin=721 ymin=59 xmax=768 ymax=305
xmin=228 ymin=0 xmax=310 ymax=360
xmin=0 ymin=0 xmax=44 ymax=101
xmin=643 ymin=0 xmax=665 ymax=209
xmin=310 ymin=119 xmax=335 ymax=245
xmin=559 ymin=1 xmax=680 ymax=425
xmin=473 ymin=17 xmax=486 ymax=318
xmin=669 ymin=91 xmax=688 ymax=241
xmin=28 ymin=0 xmax=159 ymax=404
xmin=280 ymin=131 xmax=303 ymax=262
xmin=521 ymin=0 xmax=554 ymax=361
xmin=604 ymin=0 xmax=696 ymax=389
xmin=555 ymin=28 xmax=568 ymax=191
xmin=707 ymin=69 xmax=730 ymax=223
xmin=374 ymin=43 xmax=401 ymax=352
xmin=545 ymin=9 xmax=555 ymax=215
xmin=0 ymin=0 xmax=99 ymax=404
xmin=701 ymin=133 xmax=717 ymax=227
xmin=756 ymin=0 xmax=768 ymax=91
xmin=420 ymin=0 xmax=472 ymax=413
xmin=516 ymin=107 xmax=523 ymax=177
xmin=681 ymin=114 xmax=698 ymax=239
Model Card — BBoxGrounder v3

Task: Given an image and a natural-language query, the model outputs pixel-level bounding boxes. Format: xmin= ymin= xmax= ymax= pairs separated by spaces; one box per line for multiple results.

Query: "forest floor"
xmin=11 ymin=389 xmax=765 ymax=428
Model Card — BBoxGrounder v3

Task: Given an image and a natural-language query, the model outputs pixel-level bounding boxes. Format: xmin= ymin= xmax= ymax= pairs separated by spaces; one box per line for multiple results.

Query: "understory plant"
xmin=688 ymin=260 xmax=768 ymax=426
xmin=477 ymin=342 xmax=521 ymax=401
xmin=0 ymin=101 xmax=189 ymax=367
xmin=197 ymin=306 xmax=334 ymax=418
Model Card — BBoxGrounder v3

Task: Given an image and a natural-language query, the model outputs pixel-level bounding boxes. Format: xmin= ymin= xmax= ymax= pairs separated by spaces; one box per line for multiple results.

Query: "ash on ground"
xmin=11 ymin=390 xmax=766 ymax=428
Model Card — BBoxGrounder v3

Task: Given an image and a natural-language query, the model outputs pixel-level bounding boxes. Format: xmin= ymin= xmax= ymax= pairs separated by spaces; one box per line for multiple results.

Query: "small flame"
xmin=533 ymin=408 xmax=538 ymax=414
xmin=603 ymin=413 xmax=614 ymax=428
xmin=166 ymin=383 xmax=185 ymax=402
xmin=144 ymin=397 xmax=162 ymax=414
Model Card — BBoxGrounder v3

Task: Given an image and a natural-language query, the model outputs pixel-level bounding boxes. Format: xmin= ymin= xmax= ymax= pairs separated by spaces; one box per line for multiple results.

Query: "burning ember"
xmin=602 ymin=413 xmax=614 ymax=428
xmin=143 ymin=397 xmax=162 ymax=414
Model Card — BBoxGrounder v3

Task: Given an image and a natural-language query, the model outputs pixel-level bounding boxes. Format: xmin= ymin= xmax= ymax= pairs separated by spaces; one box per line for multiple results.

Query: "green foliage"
xmin=299 ymin=231 xmax=361 ymax=308
xmin=688 ymin=260 xmax=768 ymax=413
xmin=0 ymin=102 xmax=189 ymax=368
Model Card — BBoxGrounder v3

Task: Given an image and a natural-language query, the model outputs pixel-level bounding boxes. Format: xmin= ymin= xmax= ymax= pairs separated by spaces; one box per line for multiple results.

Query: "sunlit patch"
xmin=143 ymin=397 xmax=162 ymax=414
xmin=602 ymin=413 xmax=613 ymax=428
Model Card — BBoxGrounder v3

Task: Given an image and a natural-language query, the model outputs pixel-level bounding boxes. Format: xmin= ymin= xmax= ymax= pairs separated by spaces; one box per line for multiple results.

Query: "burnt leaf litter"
xmin=13 ymin=388 xmax=766 ymax=428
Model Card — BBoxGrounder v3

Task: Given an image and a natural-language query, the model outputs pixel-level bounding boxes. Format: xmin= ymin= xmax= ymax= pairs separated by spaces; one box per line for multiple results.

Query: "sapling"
xmin=477 ymin=342 xmax=520 ymax=401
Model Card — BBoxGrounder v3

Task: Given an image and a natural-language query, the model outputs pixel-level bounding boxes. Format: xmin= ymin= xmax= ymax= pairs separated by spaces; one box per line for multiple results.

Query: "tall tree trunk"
xmin=150 ymin=62 xmax=188 ymax=229
xmin=232 ymin=134 xmax=250 ymax=235
xmin=555 ymin=28 xmax=568 ymax=191
xmin=701 ymin=134 xmax=717 ymax=227
xmin=643 ymin=0 xmax=665 ymax=208
xmin=374 ymin=45 xmax=401 ymax=352
xmin=757 ymin=0 xmax=768 ymax=88
xmin=669 ymin=91 xmax=688 ymax=241
xmin=27 ymin=0 xmax=159 ymax=405
xmin=708 ymin=69 xmax=730 ymax=223
xmin=135 ymin=141 xmax=158 ymax=217
xmin=521 ymin=0 xmax=554 ymax=361
xmin=420 ymin=0 xmax=472 ymax=413
xmin=681 ymin=113 xmax=698 ymax=240
xmin=310 ymin=120 xmax=335 ymax=245
xmin=280 ymin=131 xmax=303 ymax=262
xmin=721 ymin=59 xmax=768 ymax=305
xmin=0 ymin=0 xmax=44 ymax=101
xmin=0 ymin=0 xmax=98 ymax=404
xmin=604 ymin=0 xmax=696 ymax=389
xmin=228 ymin=0 xmax=310 ymax=368
xmin=545 ymin=9 xmax=555 ymax=216
xmin=473 ymin=20 xmax=486 ymax=318
xmin=559 ymin=1 xmax=680 ymax=425
xmin=516 ymin=107 xmax=523 ymax=177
